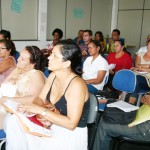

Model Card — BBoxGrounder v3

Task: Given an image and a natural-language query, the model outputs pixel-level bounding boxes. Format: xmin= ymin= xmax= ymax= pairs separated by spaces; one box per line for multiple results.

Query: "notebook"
xmin=3 ymin=100 xmax=52 ymax=137
xmin=107 ymin=101 xmax=139 ymax=112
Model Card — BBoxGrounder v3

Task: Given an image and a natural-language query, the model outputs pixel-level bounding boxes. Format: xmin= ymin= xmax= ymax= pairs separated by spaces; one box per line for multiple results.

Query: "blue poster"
xmin=73 ymin=8 xmax=84 ymax=19
xmin=11 ymin=0 xmax=24 ymax=13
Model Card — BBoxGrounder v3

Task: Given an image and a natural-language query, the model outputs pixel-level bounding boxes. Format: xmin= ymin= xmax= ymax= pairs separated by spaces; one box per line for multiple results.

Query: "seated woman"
xmin=3 ymin=46 xmax=46 ymax=98
xmin=0 ymin=46 xmax=45 ymax=128
xmin=93 ymin=94 xmax=150 ymax=150
xmin=47 ymin=28 xmax=63 ymax=52
xmin=82 ymin=40 xmax=109 ymax=94
xmin=94 ymin=31 xmax=106 ymax=53
xmin=0 ymin=39 xmax=16 ymax=84
xmin=129 ymin=39 xmax=150 ymax=104
xmin=5 ymin=40 xmax=89 ymax=150
xmin=106 ymin=40 xmax=132 ymax=91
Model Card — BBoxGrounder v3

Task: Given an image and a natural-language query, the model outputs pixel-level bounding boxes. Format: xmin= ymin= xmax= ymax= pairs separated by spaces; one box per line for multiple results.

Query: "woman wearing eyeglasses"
xmin=5 ymin=41 xmax=89 ymax=150
xmin=0 ymin=46 xmax=45 ymax=129
xmin=0 ymin=39 xmax=16 ymax=84
xmin=82 ymin=40 xmax=109 ymax=94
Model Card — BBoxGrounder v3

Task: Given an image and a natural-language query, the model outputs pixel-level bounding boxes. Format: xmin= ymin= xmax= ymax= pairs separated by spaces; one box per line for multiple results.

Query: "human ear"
xmin=63 ymin=60 xmax=71 ymax=68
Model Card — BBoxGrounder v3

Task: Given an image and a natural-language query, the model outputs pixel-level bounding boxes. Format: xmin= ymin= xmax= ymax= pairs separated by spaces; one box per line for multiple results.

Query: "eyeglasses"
xmin=0 ymin=47 xmax=7 ymax=50
xmin=88 ymin=46 xmax=95 ymax=49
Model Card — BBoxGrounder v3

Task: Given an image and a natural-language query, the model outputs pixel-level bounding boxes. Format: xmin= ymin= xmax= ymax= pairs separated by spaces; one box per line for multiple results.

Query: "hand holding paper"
xmin=108 ymin=64 xmax=116 ymax=70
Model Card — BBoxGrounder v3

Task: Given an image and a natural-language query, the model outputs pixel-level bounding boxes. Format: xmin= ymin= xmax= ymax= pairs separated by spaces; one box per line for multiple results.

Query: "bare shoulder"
xmin=28 ymin=70 xmax=46 ymax=83
xmin=67 ymin=76 xmax=89 ymax=100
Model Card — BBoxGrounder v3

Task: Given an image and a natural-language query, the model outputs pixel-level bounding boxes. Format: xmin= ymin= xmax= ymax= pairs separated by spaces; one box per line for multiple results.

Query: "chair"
xmin=87 ymin=93 xmax=100 ymax=150
xmin=112 ymin=69 xmax=136 ymax=101
xmin=111 ymin=70 xmax=150 ymax=150
xmin=0 ymin=130 xmax=6 ymax=150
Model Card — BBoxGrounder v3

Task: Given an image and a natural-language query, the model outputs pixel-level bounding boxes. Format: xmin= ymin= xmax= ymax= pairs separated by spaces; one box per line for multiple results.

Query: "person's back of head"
xmin=55 ymin=40 xmax=82 ymax=76
xmin=0 ymin=30 xmax=11 ymax=40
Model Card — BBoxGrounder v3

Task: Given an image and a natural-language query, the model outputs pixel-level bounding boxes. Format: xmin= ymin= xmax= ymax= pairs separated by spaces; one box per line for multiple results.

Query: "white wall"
xmin=0 ymin=0 xmax=113 ymax=51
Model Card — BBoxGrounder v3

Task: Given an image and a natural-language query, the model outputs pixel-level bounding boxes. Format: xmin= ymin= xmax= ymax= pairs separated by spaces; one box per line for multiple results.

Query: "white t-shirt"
xmin=82 ymin=55 xmax=109 ymax=90
xmin=136 ymin=46 xmax=147 ymax=54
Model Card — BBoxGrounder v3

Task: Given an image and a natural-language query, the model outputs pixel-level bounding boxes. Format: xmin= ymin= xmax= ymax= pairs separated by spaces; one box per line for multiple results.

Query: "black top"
xmin=46 ymin=76 xmax=90 ymax=127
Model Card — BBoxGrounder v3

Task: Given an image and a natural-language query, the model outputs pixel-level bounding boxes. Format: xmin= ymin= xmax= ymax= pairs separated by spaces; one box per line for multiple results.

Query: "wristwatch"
xmin=41 ymin=108 xmax=48 ymax=117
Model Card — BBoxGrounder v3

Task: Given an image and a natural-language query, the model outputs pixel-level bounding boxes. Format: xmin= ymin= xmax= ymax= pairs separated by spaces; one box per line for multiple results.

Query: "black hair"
xmin=0 ymin=39 xmax=16 ymax=56
xmin=25 ymin=46 xmax=43 ymax=71
xmin=113 ymin=29 xmax=120 ymax=36
xmin=89 ymin=40 xmax=100 ymax=47
xmin=89 ymin=40 xmax=101 ymax=53
xmin=83 ymin=30 xmax=93 ymax=36
xmin=95 ymin=31 xmax=104 ymax=42
xmin=114 ymin=40 xmax=129 ymax=54
xmin=52 ymin=28 xmax=63 ymax=39
xmin=0 ymin=30 xmax=11 ymax=40
xmin=56 ymin=40 xmax=82 ymax=76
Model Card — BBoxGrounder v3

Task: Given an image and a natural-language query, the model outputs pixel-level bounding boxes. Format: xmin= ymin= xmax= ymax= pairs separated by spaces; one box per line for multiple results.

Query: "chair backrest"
xmin=0 ymin=130 xmax=6 ymax=150
xmin=87 ymin=93 xmax=98 ymax=124
xmin=112 ymin=69 xmax=136 ymax=93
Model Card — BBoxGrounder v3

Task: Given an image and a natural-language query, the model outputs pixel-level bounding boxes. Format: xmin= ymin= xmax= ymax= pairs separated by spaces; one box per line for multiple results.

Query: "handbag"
xmin=102 ymin=100 xmax=137 ymax=125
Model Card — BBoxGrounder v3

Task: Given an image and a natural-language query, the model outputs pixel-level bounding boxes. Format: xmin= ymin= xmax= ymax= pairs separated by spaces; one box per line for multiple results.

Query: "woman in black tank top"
xmin=7 ymin=40 xmax=90 ymax=150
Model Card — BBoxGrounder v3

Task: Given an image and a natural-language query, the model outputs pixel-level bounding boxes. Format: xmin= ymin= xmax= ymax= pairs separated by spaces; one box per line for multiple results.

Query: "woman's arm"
xmin=18 ymin=77 xmax=89 ymax=130
xmin=85 ymin=70 xmax=107 ymax=84
xmin=0 ymin=57 xmax=16 ymax=73
xmin=0 ymin=71 xmax=46 ymax=104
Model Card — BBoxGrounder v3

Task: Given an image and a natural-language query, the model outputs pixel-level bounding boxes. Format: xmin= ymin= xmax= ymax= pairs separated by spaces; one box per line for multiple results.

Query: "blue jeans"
xmin=93 ymin=118 xmax=150 ymax=150
xmin=130 ymin=75 xmax=150 ymax=99
xmin=87 ymin=84 xmax=98 ymax=94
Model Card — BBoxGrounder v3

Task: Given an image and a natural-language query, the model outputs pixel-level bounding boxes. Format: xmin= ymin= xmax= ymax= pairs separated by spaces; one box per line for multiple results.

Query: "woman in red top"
xmin=106 ymin=40 xmax=132 ymax=91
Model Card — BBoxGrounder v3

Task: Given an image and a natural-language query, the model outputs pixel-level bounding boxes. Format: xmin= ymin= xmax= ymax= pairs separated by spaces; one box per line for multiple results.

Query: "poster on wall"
xmin=11 ymin=0 xmax=24 ymax=13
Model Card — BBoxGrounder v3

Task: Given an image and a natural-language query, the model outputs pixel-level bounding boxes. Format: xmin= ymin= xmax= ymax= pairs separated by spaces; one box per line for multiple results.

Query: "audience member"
xmin=107 ymin=29 xmax=124 ymax=53
xmin=93 ymin=94 xmax=150 ymax=150
xmin=0 ymin=45 xmax=45 ymax=129
xmin=47 ymin=28 xmax=63 ymax=52
xmin=82 ymin=40 xmax=109 ymax=94
xmin=5 ymin=40 xmax=89 ymax=150
xmin=0 ymin=29 xmax=20 ymax=62
xmin=79 ymin=30 xmax=93 ymax=63
xmin=0 ymin=40 xmax=16 ymax=84
xmin=129 ymin=39 xmax=150 ymax=104
xmin=74 ymin=29 xmax=84 ymax=45
xmin=0 ymin=30 xmax=11 ymax=40
xmin=106 ymin=40 xmax=132 ymax=91
xmin=94 ymin=31 xmax=106 ymax=52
